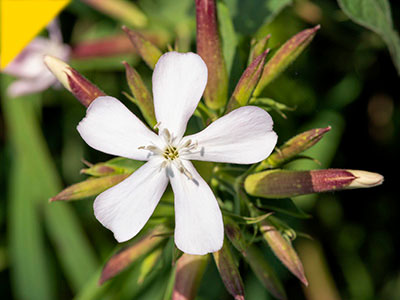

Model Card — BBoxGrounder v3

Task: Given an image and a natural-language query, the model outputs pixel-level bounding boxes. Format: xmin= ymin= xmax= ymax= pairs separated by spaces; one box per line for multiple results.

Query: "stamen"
xmin=174 ymin=160 xmax=193 ymax=180
xmin=161 ymin=128 xmax=172 ymax=144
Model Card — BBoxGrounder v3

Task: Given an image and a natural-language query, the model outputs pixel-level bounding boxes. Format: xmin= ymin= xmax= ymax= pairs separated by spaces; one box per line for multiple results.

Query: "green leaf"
xmin=8 ymin=160 xmax=55 ymax=300
xmin=338 ymin=0 xmax=400 ymax=74
xmin=217 ymin=1 xmax=238 ymax=75
xmin=225 ymin=0 xmax=292 ymax=34
xmin=256 ymin=198 xmax=311 ymax=219
xmin=2 ymin=75 xmax=98 ymax=294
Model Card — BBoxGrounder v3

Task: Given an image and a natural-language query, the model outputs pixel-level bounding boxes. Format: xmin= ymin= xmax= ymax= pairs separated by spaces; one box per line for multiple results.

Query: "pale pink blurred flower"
xmin=3 ymin=20 xmax=70 ymax=97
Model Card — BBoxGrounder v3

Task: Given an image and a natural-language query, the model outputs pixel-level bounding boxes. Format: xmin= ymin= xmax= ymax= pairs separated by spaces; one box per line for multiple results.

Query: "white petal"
xmin=169 ymin=160 xmax=223 ymax=255
xmin=181 ymin=106 xmax=278 ymax=164
xmin=77 ymin=96 xmax=161 ymax=161
xmin=152 ymin=52 xmax=208 ymax=140
xmin=94 ymin=157 xmax=168 ymax=242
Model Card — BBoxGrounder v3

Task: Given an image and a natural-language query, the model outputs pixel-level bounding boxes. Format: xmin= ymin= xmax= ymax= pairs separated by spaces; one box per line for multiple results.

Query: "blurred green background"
xmin=0 ymin=0 xmax=399 ymax=299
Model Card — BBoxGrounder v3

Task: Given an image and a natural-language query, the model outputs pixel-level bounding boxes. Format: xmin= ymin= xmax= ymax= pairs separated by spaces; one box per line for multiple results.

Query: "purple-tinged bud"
xmin=213 ymin=240 xmax=245 ymax=300
xmin=82 ymin=0 xmax=147 ymax=28
xmin=245 ymin=169 xmax=384 ymax=199
xmin=49 ymin=174 xmax=130 ymax=202
xmin=253 ymin=25 xmax=320 ymax=97
xmin=259 ymin=127 xmax=331 ymax=170
xmin=260 ymin=220 xmax=308 ymax=286
xmin=99 ymin=226 xmax=167 ymax=284
xmin=122 ymin=26 xmax=163 ymax=69
xmin=224 ymin=218 xmax=286 ymax=300
xmin=226 ymin=49 xmax=270 ymax=113
xmin=172 ymin=254 xmax=209 ymax=300
xmin=72 ymin=34 xmax=135 ymax=58
xmin=248 ymin=34 xmax=271 ymax=66
xmin=44 ymin=55 xmax=105 ymax=107
xmin=81 ymin=157 xmax=144 ymax=177
xmin=80 ymin=164 xmax=117 ymax=177
xmin=196 ymin=0 xmax=228 ymax=110
xmin=123 ymin=61 xmax=156 ymax=127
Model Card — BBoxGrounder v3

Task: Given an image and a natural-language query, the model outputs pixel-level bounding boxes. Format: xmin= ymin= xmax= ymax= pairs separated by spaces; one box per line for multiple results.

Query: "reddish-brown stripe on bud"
xmin=172 ymin=254 xmax=209 ymax=300
xmin=99 ymin=226 xmax=167 ymax=284
xmin=44 ymin=55 xmax=105 ymax=107
xmin=196 ymin=0 xmax=228 ymax=110
xmin=67 ymin=68 xmax=106 ymax=107
xmin=226 ymin=49 xmax=269 ymax=113
xmin=245 ymin=169 xmax=383 ymax=199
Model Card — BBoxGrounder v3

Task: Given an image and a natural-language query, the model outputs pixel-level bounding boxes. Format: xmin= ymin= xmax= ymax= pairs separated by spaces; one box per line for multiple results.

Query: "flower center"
xmin=163 ymin=145 xmax=179 ymax=160
xmin=138 ymin=127 xmax=198 ymax=180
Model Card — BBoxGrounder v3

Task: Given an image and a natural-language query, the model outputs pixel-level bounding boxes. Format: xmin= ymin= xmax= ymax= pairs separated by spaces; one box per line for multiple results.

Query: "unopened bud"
xmin=123 ymin=61 xmax=156 ymax=126
xmin=122 ymin=26 xmax=163 ymax=69
xmin=172 ymin=254 xmax=209 ymax=300
xmin=224 ymin=217 xmax=286 ymax=300
xmin=245 ymin=245 xmax=287 ymax=300
xmin=50 ymin=174 xmax=129 ymax=202
xmin=260 ymin=220 xmax=308 ymax=286
xmin=245 ymin=169 xmax=384 ymax=199
xmin=254 ymin=25 xmax=320 ymax=97
xmin=213 ymin=240 xmax=245 ymax=300
xmin=248 ymin=34 xmax=271 ymax=65
xmin=196 ymin=0 xmax=228 ymax=110
xmin=226 ymin=49 xmax=269 ymax=113
xmin=99 ymin=226 xmax=167 ymax=284
xmin=44 ymin=55 xmax=105 ymax=107
xmin=259 ymin=127 xmax=331 ymax=170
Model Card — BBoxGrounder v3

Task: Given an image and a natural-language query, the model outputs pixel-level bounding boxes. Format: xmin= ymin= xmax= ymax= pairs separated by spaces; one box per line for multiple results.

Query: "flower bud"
xmin=123 ymin=61 xmax=156 ymax=127
xmin=82 ymin=0 xmax=147 ymax=28
xmin=259 ymin=127 xmax=331 ymax=170
xmin=213 ymin=240 xmax=245 ymax=300
xmin=226 ymin=49 xmax=269 ymax=113
xmin=248 ymin=34 xmax=271 ymax=65
xmin=50 ymin=174 xmax=130 ymax=202
xmin=224 ymin=218 xmax=286 ymax=300
xmin=260 ymin=220 xmax=307 ymax=285
xmin=245 ymin=245 xmax=287 ymax=300
xmin=245 ymin=169 xmax=384 ymax=199
xmin=99 ymin=226 xmax=167 ymax=284
xmin=196 ymin=0 xmax=228 ymax=110
xmin=172 ymin=254 xmax=209 ymax=300
xmin=44 ymin=55 xmax=105 ymax=107
xmin=72 ymin=34 xmax=135 ymax=58
xmin=122 ymin=26 xmax=163 ymax=69
xmin=253 ymin=25 xmax=320 ymax=97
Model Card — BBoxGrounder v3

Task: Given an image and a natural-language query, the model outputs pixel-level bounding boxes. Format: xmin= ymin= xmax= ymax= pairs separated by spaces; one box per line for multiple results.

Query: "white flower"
xmin=2 ymin=20 xmax=70 ymax=97
xmin=77 ymin=52 xmax=278 ymax=255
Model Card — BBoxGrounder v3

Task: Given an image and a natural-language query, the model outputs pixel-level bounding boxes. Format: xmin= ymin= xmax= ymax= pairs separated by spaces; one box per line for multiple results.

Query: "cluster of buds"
xmin=42 ymin=0 xmax=384 ymax=299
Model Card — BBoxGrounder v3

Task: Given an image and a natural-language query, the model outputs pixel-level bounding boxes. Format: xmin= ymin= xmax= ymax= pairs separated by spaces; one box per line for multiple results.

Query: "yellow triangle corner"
xmin=0 ymin=0 xmax=71 ymax=69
